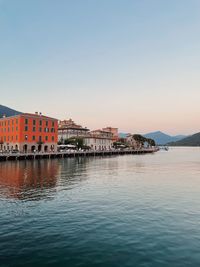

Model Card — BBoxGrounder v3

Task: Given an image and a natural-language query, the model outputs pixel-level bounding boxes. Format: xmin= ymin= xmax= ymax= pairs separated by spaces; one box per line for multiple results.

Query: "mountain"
xmin=168 ymin=132 xmax=200 ymax=146
xmin=174 ymin=134 xmax=186 ymax=140
xmin=0 ymin=105 xmax=22 ymax=118
xmin=144 ymin=131 xmax=187 ymax=145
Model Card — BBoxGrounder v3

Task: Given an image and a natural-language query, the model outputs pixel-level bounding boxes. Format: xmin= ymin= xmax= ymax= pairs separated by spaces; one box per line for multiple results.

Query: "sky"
xmin=1 ymin=0 xmax=200 ymax=135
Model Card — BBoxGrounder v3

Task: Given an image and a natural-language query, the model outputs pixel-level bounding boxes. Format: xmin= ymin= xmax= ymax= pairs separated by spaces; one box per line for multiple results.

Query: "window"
xmin=25 ymin=126 xmax=28 ymax=131
xmin=45 ymin=136 xmax=48 ymax=141
xmin=52 ymin=136 xmax=54 ymax=141
xmin=33 ymin=127 xmax=36 ymax=132
xmin=33 ymin=120 xmax=36 ymax=125
xmin=25 ymin=118 xmax=28 ymax=124
xmin=32 ymin=136 xmax=35 ymax=141
xmin=25 ymin=135 xmax=28 ymax=141
xmin=39 ymin=120 xmax=42 ymax=126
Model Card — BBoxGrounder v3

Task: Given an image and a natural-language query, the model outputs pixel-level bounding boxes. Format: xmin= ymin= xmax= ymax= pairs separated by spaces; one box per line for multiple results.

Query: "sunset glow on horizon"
xmin=1 ymin=0 xmax=200 ymax=135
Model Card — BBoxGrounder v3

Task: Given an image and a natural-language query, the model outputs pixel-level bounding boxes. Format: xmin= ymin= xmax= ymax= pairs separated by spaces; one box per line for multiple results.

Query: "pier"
xmin=0 ymin=148 xmax=159 ymax=161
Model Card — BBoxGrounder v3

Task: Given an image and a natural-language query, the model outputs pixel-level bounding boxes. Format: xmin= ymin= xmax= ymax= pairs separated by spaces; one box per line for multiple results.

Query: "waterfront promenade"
xmin=0 ymin=148 xmax=159 ymax=161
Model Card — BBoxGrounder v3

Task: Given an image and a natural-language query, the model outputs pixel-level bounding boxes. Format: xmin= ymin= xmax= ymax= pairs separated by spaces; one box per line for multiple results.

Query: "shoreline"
xmin=0 ymin=148 xmax=159 ymax=162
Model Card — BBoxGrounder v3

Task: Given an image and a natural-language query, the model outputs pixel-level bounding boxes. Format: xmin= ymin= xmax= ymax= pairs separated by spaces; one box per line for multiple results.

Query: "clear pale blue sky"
xmin=1 ymin=0 xmax=200 ymax=134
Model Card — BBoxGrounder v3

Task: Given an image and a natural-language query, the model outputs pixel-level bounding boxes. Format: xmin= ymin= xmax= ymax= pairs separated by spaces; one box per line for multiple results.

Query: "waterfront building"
xmin=102 ymin=127 xmax=119 ymax=141
xmin=58 ymin=119 xmax=114 ymax=150
xmin=83 ymin=129 xmax=113 ymax=150
xmin=0 ymin=112 xmax=58 ymax=153
xmin=58 ymin=118 xmax=89 ymax=143
xmin=126 ymin=134 xmax=142 ymax=149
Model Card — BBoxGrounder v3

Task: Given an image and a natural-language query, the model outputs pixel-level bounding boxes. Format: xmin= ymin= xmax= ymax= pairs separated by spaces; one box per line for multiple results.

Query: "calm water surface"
xmin=0 ymin=148 xmax=200 ymax=267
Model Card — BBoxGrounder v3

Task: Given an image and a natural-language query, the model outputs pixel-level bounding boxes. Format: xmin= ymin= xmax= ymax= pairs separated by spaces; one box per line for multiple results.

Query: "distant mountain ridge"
xmin=144 ymin=131 xmax=187 ymax=145
xmin=168 ymin=132 xmax=200 ymax=146
xmin=0 ymin=105 xmax=22 ymax=118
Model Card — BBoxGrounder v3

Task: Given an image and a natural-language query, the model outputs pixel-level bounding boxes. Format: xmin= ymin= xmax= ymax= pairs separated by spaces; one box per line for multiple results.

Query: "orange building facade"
xmin=0 ymin=113 xmax=58 ymax=153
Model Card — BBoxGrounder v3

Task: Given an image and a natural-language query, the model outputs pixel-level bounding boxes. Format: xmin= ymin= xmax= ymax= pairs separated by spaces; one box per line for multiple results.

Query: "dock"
xmin=0 ymin=148 xmax=159 ymax=161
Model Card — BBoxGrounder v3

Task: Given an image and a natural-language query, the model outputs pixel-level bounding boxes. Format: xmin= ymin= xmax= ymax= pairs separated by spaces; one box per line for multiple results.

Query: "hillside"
xmin=144 ymin=131 xmax=187 ymax=145
xmin=168 ymin=132 xmax=200 ymax=146
xmin=0 ymin=105 xmax=22 ymax=118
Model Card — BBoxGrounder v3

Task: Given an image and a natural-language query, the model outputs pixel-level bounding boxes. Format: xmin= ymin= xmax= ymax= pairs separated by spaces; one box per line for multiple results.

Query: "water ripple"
xmin=1 ymin=148 xmax=200 ymax=266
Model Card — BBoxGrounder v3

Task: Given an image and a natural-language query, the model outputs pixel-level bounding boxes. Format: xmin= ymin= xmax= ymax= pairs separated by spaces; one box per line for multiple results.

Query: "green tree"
xmin=132 ymin=134 xmax=146 ymax=145
xmin=146 ymin=138 xmax=156 ymax=147
xmin=64 ymin=137 xmax=84 ymax=149
xmin=131 ymin=134 xmax=155 ymax=148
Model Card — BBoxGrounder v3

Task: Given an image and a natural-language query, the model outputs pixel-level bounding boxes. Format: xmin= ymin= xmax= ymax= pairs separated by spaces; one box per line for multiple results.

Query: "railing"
xmin=0 ymin=147 xmax=159 ymax=157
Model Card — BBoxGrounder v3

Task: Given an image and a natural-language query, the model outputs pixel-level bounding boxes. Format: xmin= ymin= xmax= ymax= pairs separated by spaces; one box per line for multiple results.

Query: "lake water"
xmin=0 ymin=147 xmax=200 ymax=267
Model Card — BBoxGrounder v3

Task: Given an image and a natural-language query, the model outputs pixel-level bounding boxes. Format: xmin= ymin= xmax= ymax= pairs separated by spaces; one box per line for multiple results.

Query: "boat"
xmin=159 ymin=146 xmax=169 ymax=151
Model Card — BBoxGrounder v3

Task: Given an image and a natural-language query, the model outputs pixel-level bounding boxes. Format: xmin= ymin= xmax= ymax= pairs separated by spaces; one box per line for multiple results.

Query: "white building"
xmin=83 ymin=129 xmax=113 ymax=151
xmin=58 ymin=118 xmax=89 ymax=143
xmin=58 ymin=120 xmax=114 ymax=151
xmin=126 ymin=134 xmax=141 ymax=149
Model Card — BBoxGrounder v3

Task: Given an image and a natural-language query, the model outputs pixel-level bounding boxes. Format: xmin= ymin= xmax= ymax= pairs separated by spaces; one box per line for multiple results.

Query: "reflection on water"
xmin=0 ymin=160 xmax=60 ymax=200
xmin=1 ymin=148 xmax=200 ymax=267
xmin=0 ymin=157 xmax=93 ymax=200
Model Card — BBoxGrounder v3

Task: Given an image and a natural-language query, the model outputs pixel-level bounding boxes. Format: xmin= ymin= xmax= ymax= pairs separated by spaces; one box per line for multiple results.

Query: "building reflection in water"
xmin=0 ymin=157 xmax=93 ymax=201
xmin=0 ymin=156 xmax=127 ymax=201
xmin=57 ymin=157 xmax=91 ymax=188
xmin=0 ymin=160 xmax=60 ymax=200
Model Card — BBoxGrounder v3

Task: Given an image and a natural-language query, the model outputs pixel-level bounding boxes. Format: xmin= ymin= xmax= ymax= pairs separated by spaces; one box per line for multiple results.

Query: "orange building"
xmin=0 ymin=112 xmax=58 ymax=153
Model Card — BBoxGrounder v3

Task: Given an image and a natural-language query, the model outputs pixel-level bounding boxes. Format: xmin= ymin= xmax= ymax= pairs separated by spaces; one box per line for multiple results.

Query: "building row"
xmin=0 ymin=113 xmax=119 ymax=153
xmin=57 ymin=118 xmax=118 ymax=151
